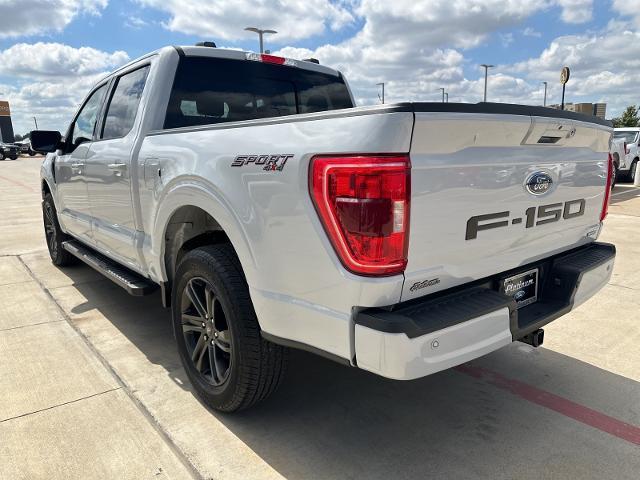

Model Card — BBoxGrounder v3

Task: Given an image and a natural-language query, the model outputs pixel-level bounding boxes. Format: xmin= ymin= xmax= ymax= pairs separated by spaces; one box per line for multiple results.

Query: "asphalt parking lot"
xmin=1 ymin=156 xmax=639 ymax=479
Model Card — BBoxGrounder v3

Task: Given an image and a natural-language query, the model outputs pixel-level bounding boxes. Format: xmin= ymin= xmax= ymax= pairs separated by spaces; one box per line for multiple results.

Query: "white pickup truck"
xmin=613 ymin=128 xmax=640 ymax=182
xmin=33 ymin=44 xmax=616 ymax=412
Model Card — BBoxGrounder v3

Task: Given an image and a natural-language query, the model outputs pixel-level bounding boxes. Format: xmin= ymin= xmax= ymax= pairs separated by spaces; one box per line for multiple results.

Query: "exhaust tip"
xmin=520 ymin=329 xmax=544 ymax=348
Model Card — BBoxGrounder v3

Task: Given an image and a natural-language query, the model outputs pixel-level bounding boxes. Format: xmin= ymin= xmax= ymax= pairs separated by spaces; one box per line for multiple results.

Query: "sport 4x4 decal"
xmin=231 ymin=154 xmax=293 ymax=171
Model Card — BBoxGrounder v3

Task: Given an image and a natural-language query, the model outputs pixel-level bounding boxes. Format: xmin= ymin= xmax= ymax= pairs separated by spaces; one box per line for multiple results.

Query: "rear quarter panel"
xmin=138 ymin=110 xmax=413 ymax=360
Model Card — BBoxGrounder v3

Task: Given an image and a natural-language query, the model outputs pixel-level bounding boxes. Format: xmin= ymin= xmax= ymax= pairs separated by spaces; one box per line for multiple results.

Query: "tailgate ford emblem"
xmin=525 ymin=172 xmax=553 ymax=195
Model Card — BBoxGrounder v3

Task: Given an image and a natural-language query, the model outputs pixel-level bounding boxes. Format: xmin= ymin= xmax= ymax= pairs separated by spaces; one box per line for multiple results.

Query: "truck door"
xmin=55 ymin=83 xmax=109 ymax=243
xmin=84 ymin=64 xmax=150 ymax=271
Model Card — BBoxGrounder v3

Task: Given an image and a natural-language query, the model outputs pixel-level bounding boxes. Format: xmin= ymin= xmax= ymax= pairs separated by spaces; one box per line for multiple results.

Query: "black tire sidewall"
xmin=43 ymin=194 xmax=69 ymax=265
xmin=171 ymin=248 xmax=247 ymax=410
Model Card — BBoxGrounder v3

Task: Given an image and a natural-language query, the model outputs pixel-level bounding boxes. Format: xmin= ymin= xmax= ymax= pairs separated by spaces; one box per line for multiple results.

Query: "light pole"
xmin=542 ymin=81 xmax=548 ymax=107
xmin=445 ymin=92 xmax=449 ymax=103
xmin=439 ymin=87 xmax=445 ymax=103
xmin=33 ymin=117 xmax=38 ymax=130
xmin=376 ymin=82 xmax=385 ymax=104
xmin=480 ymin=64 xmax=494 ymax=102
xmin=244 ymin=27 xmax=277 ymax=54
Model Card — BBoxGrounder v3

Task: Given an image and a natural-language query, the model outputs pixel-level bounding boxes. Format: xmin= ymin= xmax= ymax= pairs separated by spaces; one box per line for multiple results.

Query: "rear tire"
xmin=0 ymin=152 xmax=4 ymax=161
xmin=629 ymin=159 xmax=638 ymax=183
xmin=42 ymin=193 xmax=76 ymax=266
xmin=171 ymin=244 xmax=288 ymax=412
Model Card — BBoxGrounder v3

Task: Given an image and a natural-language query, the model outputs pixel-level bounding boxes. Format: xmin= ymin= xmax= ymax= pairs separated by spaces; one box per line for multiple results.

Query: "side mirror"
xmin=30 ymin=130 xmax=62 ymax=153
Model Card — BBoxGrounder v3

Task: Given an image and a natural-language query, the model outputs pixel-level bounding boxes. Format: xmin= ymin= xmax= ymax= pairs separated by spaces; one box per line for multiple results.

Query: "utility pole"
xmin=244 ymin=27 xmax=277 ymax=53
xmin=542 ymin=81 xmax=548 ymax=107
xmin=445 ymin=92 xmax=449 ymax=103
xmin=480 ymin=64 xmax=494 ymax=102
xmin=33 ymin=117 xmax=38 ymax=130
xmin=376 ymin=82 xmax=385 ymax=104
xmin=439 ymin=87 xmax=445 ymax=103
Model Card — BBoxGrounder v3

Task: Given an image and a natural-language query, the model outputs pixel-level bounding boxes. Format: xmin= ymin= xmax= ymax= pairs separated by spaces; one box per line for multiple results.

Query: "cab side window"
xmin=69 ymin=84 xmax=108 ymax=151
xmin=101 ymin=66 xmax=150 ymax=140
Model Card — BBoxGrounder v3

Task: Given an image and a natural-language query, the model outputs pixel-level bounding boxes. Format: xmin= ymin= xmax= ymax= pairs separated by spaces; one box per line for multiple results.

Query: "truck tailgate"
xmin=403 ymin=106 xmax=612 ymax=302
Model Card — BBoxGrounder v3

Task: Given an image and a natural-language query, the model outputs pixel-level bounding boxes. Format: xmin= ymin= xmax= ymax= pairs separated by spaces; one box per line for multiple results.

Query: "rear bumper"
xmin=354 ymin=242 xmax=615 ymax=380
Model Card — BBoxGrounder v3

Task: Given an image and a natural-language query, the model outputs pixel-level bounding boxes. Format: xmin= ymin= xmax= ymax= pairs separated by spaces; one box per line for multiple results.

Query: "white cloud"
xmin=506 ymin=27 xmax=640 ymax=114
xmin=137 ymin=0 xmax=353 ymax=42
xmin=0 ymin=43 xmax=129 ymax=78
xmin=275 ymin=0 xmax=555 ymax=105
xmin=0 ymin=0 xmax=108 ymax=38
xmin=556 ymin=0 xmax=593 ymax=24
xmin=523 ymin=27 xmax=542 ymax=37
xmin=0 ymin=43 xmax=129 ymax=134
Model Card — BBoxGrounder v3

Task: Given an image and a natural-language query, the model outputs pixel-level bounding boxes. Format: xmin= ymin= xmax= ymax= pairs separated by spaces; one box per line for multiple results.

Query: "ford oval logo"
xmin=525 ymin=172 xmax=553 ymax=195
xmin=514 ymin=290 xmax=527 ymax=301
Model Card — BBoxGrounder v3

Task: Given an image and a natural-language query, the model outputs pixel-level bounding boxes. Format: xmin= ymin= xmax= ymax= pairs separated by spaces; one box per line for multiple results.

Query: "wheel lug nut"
xmin=201 ymin=323 xmax=205 ymax=328
xmin=214 ymin=332 xmax=218 ymax=338
xmin=211 ymin=340 xmax=215 ymax=346
xmin=203 ymin=335 xmax=207 ymax=340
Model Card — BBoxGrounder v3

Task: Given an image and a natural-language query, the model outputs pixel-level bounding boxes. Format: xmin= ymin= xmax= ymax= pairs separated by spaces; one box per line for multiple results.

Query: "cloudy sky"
xmin=0 ymin=0 xmax=637 ymax=135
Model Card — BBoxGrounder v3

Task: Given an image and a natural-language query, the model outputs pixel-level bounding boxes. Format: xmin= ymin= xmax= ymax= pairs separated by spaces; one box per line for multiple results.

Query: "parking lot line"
xmin=456 ymin=363 xmax=640 ymax=446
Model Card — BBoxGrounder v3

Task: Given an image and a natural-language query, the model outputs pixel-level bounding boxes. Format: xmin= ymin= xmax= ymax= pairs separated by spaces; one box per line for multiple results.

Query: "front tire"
xmin=171 ymin=245 xmax=288 ymax=412
xmin=42 ymin=193 xmax=76 ymax=266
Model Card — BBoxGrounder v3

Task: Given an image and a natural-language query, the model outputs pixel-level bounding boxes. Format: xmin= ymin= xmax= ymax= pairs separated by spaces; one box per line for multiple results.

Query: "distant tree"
xmin=612 ymin=105 xmax=640 ymax=127
xmin=14 ymin=133 xmax=22 ymax=141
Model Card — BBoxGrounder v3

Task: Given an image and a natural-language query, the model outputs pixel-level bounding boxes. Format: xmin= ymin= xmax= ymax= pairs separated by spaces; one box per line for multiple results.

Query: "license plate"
xmin=501 ymin=268 xmax=538 ymax=308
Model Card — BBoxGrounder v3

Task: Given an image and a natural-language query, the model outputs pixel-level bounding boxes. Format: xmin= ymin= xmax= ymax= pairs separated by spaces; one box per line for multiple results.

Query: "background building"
xmin=0 ymin=100 xmax=15 ymax=143
xmin=547 ymin=102 xmax=607 ymax=119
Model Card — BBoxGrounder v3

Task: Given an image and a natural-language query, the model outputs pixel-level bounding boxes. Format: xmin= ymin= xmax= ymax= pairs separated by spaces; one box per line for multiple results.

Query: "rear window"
xmin=614 ymin=131 xmax=638 ymax=143
xmin=164 ymin=56 xmax=353 ymax=129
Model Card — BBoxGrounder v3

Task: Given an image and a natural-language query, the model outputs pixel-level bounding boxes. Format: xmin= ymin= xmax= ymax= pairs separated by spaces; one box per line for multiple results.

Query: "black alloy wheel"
xmin=180 ymin=277 xmax=232 ymax=386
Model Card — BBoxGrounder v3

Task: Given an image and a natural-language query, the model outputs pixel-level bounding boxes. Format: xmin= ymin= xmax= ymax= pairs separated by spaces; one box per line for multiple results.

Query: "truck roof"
xmin=107 ymin=45 xmax=341 ymax=80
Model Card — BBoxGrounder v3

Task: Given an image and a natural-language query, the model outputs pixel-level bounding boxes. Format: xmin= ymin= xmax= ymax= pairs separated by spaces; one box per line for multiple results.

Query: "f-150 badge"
xmin=231 ymin=154 xmax=293 ymax=171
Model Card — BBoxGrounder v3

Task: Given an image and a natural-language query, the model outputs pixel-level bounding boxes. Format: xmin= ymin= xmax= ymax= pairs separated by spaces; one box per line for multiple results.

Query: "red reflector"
xmin=310 ymin=155 xmax=411 ymax=276
xmin=601 ymin=153 xmax=613 ymax=222
xmin=260 ymin=54 xmax=286 ymax=65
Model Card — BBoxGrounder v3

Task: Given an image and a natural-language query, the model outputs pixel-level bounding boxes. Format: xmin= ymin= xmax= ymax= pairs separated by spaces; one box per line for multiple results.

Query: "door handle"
xmin=107 ymin=163 xmax=127 ymax=176
xmin=107 ymin=163 xmax=127 ymax=170
xmin=70 ymin=162 xmax=84 ymax=174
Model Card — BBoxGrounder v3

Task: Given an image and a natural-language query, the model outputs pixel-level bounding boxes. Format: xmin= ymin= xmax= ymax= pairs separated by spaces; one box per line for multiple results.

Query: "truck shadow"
xmin=60 ymin=266 xmax=640 ymax=480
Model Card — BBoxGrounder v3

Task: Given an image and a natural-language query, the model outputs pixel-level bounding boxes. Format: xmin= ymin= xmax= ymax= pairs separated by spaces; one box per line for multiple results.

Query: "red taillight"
xmin=601 ymin=153 xmax=613 ymax=222
xmin=310 ymin=155 xmax=411 ymax=276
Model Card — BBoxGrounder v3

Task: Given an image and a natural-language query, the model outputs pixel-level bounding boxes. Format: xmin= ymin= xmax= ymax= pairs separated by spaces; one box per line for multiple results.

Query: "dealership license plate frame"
xmin=501 ymin=268 xmax=539 ymax=309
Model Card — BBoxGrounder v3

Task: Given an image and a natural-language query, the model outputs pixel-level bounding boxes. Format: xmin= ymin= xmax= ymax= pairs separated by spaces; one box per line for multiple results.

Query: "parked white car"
xmin=613 ymin=128 xmax=640 ymax=181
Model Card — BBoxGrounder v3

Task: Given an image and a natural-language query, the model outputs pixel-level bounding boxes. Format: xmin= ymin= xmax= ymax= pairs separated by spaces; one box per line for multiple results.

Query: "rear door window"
xmin=101 ymin=65 xmax=150 ymax=140
xmin=164 ymin=57 xmax=353 ymax=129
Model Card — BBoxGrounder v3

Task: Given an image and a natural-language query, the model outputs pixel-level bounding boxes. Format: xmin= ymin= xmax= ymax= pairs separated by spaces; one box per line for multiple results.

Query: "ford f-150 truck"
xmin=32 ymin=44 xmax=616 ymax=412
